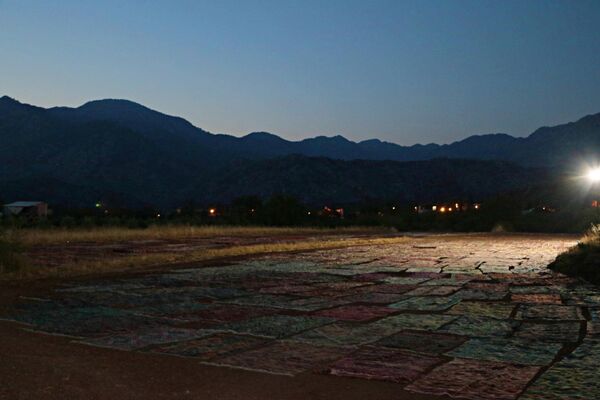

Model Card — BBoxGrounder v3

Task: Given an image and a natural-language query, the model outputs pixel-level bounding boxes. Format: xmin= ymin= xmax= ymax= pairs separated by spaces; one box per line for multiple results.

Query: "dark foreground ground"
xmin=2 ymin=233 xmax=599 ymax=400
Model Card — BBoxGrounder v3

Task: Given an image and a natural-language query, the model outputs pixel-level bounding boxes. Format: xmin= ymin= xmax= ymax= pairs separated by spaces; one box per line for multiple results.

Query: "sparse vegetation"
xmin=549 ymin=224 xmax=600 ymax=284
xmin=3 ymin=183 xmax=600 ymax=235
xmin=16 ymin=225 xmax=384 ymax=246
xmin=1 ymin=234 xmax=409 ymax=281
xmin=0 ymin=230 xmax=29 ymax=274
xmin=2 ymin=188 xmax=598 ymax=282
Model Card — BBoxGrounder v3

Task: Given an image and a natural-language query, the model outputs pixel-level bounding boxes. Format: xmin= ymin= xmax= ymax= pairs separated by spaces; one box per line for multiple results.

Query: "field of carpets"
xmin=3 ymin=234 xmax=599 ymax=400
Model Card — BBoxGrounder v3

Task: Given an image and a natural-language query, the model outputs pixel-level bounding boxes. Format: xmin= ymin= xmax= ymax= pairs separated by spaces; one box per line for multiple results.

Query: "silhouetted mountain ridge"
xmin=1 ymin=96 xmax=598 ymax=207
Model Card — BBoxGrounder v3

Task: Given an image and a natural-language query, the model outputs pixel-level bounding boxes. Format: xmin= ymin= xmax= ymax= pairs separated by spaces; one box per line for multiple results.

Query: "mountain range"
xmin=1 ymin=95 xmax=598 ymax=208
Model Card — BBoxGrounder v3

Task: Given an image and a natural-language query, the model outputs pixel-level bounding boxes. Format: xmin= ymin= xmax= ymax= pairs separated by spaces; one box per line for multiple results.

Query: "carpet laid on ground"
xmin=5 ymin=240 xmax=600 ymax=399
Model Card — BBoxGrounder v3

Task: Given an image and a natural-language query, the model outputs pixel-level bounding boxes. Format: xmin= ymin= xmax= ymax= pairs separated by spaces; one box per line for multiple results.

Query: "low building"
xmin=3 ymin=201 xmax=48 ymax=217
xmin=321 ymin=206 xmax=344 ymax=218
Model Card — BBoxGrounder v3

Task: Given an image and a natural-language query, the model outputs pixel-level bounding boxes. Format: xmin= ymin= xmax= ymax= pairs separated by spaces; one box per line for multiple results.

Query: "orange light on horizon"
xmin=440 ymin=207 xmax=446 ymax=213
xmin=209 ymin=208 xmax=216 ymax=216
xmin=432 ymin=206 xmax=437 ymax=211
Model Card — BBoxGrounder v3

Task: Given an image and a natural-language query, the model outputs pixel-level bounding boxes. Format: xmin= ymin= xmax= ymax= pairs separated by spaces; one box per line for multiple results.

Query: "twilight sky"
xmin=1 ymin=0 xmax=600 ymax=145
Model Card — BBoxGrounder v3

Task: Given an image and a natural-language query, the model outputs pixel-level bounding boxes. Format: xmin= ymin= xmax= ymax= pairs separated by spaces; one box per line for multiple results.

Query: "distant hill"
xmin=198 ymin=156 xmax=541 ymax=205
xmin=1 ymin=95 xmax=597 ymax=208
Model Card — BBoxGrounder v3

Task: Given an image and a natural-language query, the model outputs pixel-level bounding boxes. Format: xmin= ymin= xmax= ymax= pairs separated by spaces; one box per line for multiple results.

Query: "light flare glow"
xmin=587 ymin=167 xmax=600 ymax=183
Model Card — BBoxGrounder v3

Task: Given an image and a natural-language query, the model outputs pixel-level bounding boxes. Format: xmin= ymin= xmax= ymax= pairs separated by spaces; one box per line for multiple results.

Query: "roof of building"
xmin=4 ymin=201 xmax=45 ymax=207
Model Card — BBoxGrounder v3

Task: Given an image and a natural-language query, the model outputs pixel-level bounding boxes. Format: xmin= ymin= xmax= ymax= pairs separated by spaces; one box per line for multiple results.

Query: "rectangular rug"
xmin=406 ymin=358 xmax=540 ymax=400
xmin=211 ymin=341 xmax=349 ymax=376
xmin=327 ymin=346 xmax=442 ymax=383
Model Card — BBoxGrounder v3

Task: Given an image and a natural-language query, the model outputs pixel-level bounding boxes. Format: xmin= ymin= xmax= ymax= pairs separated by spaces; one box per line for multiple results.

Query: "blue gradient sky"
xmin=2 ymin=0 xmax=600 ymax=144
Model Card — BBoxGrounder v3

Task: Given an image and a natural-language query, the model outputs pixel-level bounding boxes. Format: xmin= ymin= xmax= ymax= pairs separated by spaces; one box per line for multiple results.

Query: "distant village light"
xmin=209 ymin=208 xmax=216 ymax=216
xmin=413 ymin=202 xmax=480 ymax=214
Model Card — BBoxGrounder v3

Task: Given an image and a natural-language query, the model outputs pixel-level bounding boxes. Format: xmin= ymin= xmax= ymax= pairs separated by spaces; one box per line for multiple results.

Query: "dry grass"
xmin=2 ymin=236 xmax=410 ymax=281
xmin=582 ymin=224 xmax=600 ymax=244
xmin=16 ymin=225 xmax=384 ymax=246
xmin=0 ymin=231 xmax=28 ymax=274
xmin=549 ymin=224 xmax=600 ymax=285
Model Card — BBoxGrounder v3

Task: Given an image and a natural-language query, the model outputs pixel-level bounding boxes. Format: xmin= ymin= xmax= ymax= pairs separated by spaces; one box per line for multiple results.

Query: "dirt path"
xmin=0 ymin=322 xmax=433 ymax=400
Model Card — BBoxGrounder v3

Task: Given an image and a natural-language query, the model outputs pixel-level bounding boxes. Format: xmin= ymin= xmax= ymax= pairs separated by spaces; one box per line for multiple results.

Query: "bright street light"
xmin=587 ymin=167 xmax=600 ymax=183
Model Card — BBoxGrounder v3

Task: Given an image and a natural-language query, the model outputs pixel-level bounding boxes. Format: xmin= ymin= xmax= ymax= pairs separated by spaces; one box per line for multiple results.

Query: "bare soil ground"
xmin=0 ymin=321 xmax=437 ymax=400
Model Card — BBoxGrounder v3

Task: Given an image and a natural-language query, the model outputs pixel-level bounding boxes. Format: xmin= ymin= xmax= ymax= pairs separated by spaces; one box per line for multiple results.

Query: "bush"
xmin=587 ymin=224 xmax=600 ymax=241
xmin=262 ymin=195 xmax=306 ymax=226
xmin=0 ymin=231 xmax=29 ymax=274
xmin=549 ymin=224 xmax=600 ymax=284
xmin=81 ymin=217 xmax=96 ymax=228
xmin=60 ymin=216 xmax=77 ymax=228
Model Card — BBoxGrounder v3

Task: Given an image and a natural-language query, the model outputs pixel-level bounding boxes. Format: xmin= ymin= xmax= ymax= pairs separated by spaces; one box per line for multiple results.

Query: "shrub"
xmin=549 ymin=224 xmax=600 ymax=284
xmin=81 ymin=217 xmax=96 ymax=228
xmin=585 ymin=224 xmax=600 ymax=243
xmin=60 ymin=216 xmax=77 ymax=228
xmin=0 ymin=231 xmax=29 ymax=274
